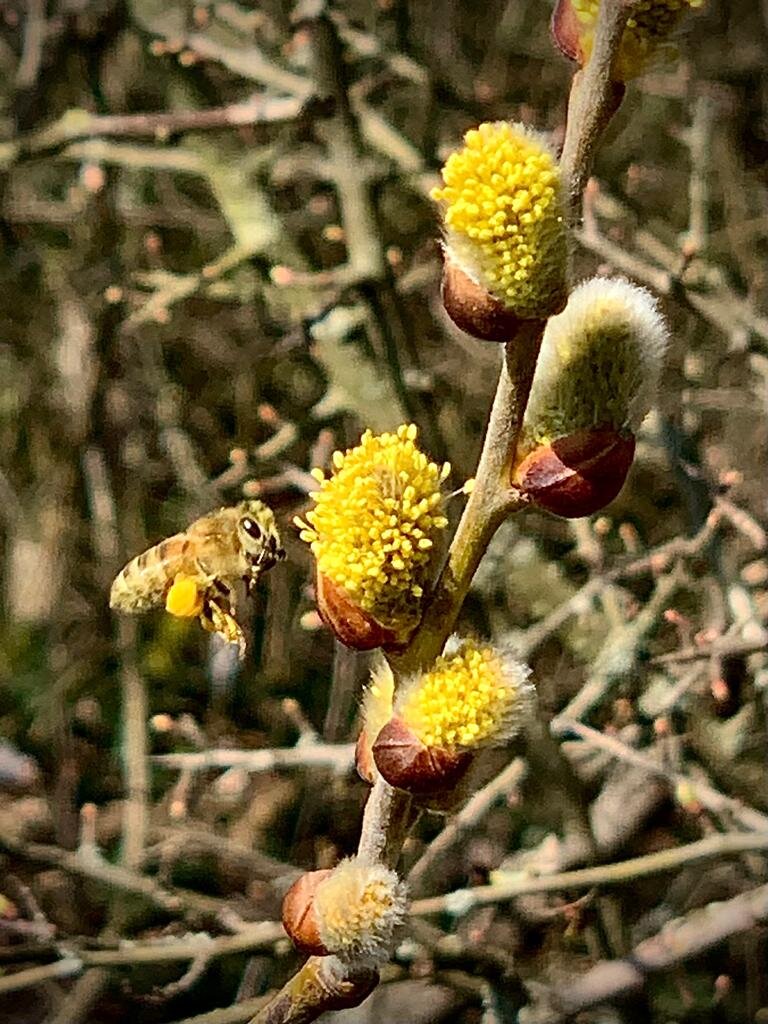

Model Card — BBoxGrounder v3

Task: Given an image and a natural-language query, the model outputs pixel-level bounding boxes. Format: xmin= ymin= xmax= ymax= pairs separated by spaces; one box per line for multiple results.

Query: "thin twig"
xmin=520 ymin=881 xmax=768 ymax=1023
xmin=117 ymin=619 xmax=148 ymax=871
xmin=0 ymin=834 xmax=223 ymax=920
xmin=559 ymin=1 xmax=637 ymax=215
xmin=551 ymin=568 xmax=684 ymax=725
xmin=0 ymin=957 xmax=83 ymax=995
xmin=407 ymin=759 xmax=526 ymax=894
xmin=80 ymin=924 xmax=285 ymax=967
xmin=0 ymin=96 xmax=310 ymax=167
xmin=552 ymin=718 xmax=768 ymax=832
xmin=410 ymin=831 xmax=768 ymax=917
xmin=151 ymin=742 xmax=356 ymax=772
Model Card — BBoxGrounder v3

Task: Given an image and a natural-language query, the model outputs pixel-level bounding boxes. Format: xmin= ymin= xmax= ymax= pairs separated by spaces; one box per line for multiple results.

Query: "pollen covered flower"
xmin=513 ymin=276 xmax=668 ymax=518
xmin=399 ymin=640 xmax=532 ymax=749
xmin=372 ymin=639 xmax=533 ymax=794
xmin=165 ymin=574 xmax=204 ymax=618
xmin=553 ymin=0 xmax=704 ymax=80
xmin=282 ymin=859 xmax=407 ymax=968
xmin=314 ymin=859 xmax=407 ymax=966
xmin=431 ymin=121 xmax=568 ymax=340
xmin=295 ymin=424 xmax=449 ymax=649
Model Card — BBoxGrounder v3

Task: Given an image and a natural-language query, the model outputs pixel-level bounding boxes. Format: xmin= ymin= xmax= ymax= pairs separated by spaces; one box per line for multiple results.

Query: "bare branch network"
xmin=2 ymin=1 xmax=768 ymax=1024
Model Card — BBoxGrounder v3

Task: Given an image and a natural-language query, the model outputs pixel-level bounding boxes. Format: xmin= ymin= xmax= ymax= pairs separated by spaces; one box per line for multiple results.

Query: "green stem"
xmin=392 ymin=321 xmax=544 ymax=674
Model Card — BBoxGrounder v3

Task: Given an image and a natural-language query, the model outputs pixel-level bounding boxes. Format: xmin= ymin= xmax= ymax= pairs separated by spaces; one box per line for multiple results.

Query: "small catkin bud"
xmin=552 ymin=0 xmax=704 ymax=81
xmin=294 ymin=425 xmax=449 ymax=650
xmin=283 ymin=859 xmax=408 ymax=968
xmin=373 ymin=638 xmax=533 ymax=795
xmin=513 ymin=276 xmax=668 ymax=518
xmin=431 ymin=121 xmax=568 ymax=340
xmin=165 ymin=574 xmax=204 ymax=618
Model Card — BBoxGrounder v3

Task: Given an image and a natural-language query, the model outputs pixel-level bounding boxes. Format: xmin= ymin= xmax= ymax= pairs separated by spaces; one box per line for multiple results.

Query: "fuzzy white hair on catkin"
xmin=526 ymin=275 xmax=669 ymax=435
xmin=362 ymin=657 xmax=395 ymax=740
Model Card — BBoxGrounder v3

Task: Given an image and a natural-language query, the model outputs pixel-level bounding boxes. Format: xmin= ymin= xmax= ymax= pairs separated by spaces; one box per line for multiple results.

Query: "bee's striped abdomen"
xmin=109 ymin=535 xmax=193 ymax=613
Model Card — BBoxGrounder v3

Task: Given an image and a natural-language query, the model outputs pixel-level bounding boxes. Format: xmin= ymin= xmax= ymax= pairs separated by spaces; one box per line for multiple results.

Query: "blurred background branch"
xmin=1 ymin=0 xmax=768 ymax=1022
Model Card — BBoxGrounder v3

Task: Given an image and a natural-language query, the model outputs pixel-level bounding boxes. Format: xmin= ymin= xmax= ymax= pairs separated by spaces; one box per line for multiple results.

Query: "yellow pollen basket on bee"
xmin=109 ymin=500 xmax=285 ymax=658
xmin=165 ymin=575 xmax=204 ymax=618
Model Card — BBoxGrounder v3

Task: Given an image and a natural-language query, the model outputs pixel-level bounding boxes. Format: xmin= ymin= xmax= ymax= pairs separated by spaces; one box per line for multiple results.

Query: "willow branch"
xmin=249 ymin=6 xmax=639 ymax=1022
xmin=411 ymin=831 xmax=768 ymax=917
xmin=152 ymin=743 xmax=355 ymax=773
xmin=393 ymin=323 xmax=543 ymax=675
xmin=559 ymin=0 xmax=638 ymax=216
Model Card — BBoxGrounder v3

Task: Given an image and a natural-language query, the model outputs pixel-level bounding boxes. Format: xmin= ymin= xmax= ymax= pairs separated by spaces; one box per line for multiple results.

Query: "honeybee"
xmin=110 ymin=500 xmax=285 ymax=655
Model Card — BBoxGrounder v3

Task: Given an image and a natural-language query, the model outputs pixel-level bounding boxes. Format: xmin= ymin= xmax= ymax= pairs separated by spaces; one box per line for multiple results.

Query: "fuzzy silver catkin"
xmin=519 ymin=276 xmax=669 ymax=453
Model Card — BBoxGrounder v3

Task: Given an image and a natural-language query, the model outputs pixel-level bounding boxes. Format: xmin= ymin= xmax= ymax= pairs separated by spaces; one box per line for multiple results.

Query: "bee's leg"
xmin=200 ymin=592 xmax=246 ymax=659
xmin=209 ymin=574 xmax=239 ymax=613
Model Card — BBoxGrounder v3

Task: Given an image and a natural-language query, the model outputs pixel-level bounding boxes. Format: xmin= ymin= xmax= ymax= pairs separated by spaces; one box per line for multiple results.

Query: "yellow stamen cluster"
xmin=165 ymin=574 xmax=204 ymax=618
xmin=398 ymin=639 xmax=533 ymax=750
xmin=295 ymin=425 xmax=449 ymax=635
xmin=431 ymin=122 xmax=567 ymax=319
xmin=314 ymin=858 xmax=408 ymax=967
xmin=572 ymin=0 xmax=703 ymax=79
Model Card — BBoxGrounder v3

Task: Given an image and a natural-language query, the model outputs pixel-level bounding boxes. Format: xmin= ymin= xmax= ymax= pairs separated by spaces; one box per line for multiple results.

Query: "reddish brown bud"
xmin=513 ymin=428 xmax=635 ymax=518
xmin=316 ymin=571 xmax=399 ymax=651
xmin=442 ymin=258 xmax=527 ymax=342
xmin=372 ymin=717 xmax=473 ymax=795
xmin=281 ymin=869 xmax=333 ymax=956
xmin=551 ymin=0 xmax=583 ymax=63
xmin=322 ymin=967 xmax=380 ymax=1011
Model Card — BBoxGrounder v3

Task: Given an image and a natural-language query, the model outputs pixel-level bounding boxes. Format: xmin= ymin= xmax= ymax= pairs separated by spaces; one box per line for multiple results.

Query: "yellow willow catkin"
xmin=431 ymin=121 xmax=568 ymax=319
xmin=397 ymin=638 xmax=533 ymax=750
xmin=294 ymin=425 xmax=449 ymax=636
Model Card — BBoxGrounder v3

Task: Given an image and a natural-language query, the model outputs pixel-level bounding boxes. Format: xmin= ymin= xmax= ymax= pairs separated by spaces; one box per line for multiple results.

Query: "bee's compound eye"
xmin=241 ymin=517 xmax=262 ymax=540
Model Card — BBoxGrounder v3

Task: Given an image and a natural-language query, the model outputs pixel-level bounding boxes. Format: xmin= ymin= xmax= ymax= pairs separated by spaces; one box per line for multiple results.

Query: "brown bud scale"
xmin=372 ymin=717 xmax=473 ymax=795
xmin=514 ymin=427 xmax=635 ymax=519
xmin=551 ymin=0 xmax=583 ymax=63
xmin=281 ymin=869 xmax=333 ymax=956
xmin=442 ymin=259 xmax=525 ymax=342
xmin=316 ymin=571 xmax=399 ymax=651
